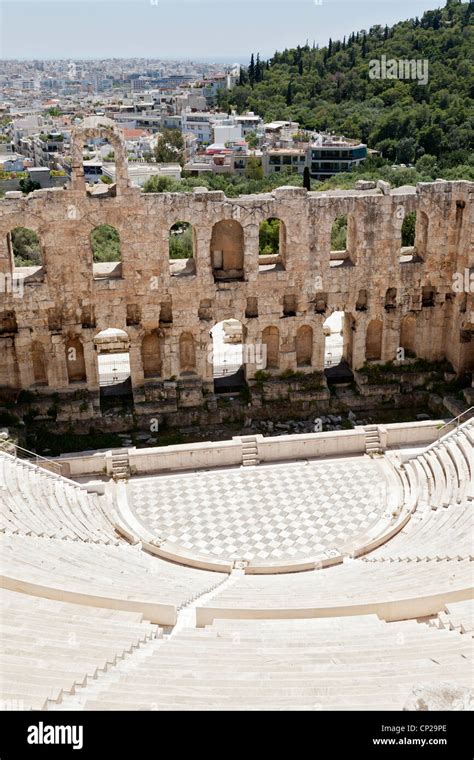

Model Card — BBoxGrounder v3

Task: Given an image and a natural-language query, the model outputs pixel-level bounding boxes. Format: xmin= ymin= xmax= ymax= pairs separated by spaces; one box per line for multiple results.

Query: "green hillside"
xmin=218 ymin=0 xmax=473 ymax=173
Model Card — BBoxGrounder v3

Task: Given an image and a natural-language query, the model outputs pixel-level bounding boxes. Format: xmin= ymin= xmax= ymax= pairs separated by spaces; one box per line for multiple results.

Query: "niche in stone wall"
xmin=142 ymin=332 xmax=162 ymax=379
xmin=296 ymin=325 xmax=313 ymax=367
xmin=422 ymin=286 xmax=435 ymax=308
xmin=65 ymin=337 xmax=87 ymax=383
xmin=262 ymin=326 xmax=280 ymax=369
xmin=356 ymin=290 xmax=368 ymax=311
xmin=126 ymin=304 xmax=141 ymax=326
xmin=245 ymin=297 xmax=258 ymax=319
xmin=400 ymin=313 xmax=417 ymax=357
xmin=179 ymin=332 xmax=196 ymax=374
xmin=385 ymin=288 xmax=397 ymax=312
xmin=283 ymin=294 xmax=297 ymax=317
xmin=0 ymin=311 xmax=18 ymax=334
xmin=81 ymin=306 xmax=96 ymax=329
xmin=31 ymin=341 xmax=48 ymax=386
xmin=159 ymin=298 xmax=173 ymax=325
xmin=365 ymin=319 xmax=383 ymax=362
xmin=314 ymin=292 xmax=327 ymax=315
xmin=198 ymin=299 xmax=213 ymax=322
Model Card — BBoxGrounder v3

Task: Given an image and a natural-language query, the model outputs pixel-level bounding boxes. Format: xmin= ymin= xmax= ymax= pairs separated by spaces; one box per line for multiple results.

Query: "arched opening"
xmin=330 ymin=214 xmax=354 ymax=267
xmin=141 ymin=332 xmax=162 ymax=379
xmin=211 ymin=220 xmax=244 ymax=281
xmin=179 ymin=332 xmax=196 ymax=375
xmin=169 ymin=222 xmax=196 ymax=277
xmin=211 ymin=319 xmax=247 ymax=392
xmin=65 ymin=337 xmax=86 ymax=383
xmin=9 ymin=227 xmax=44 ymax=282
xmin=91 ymin=224 xmax=122 ymax=280
xmin=94 ymin=328 xmax=132 ymax=408
xmin=262 ymin=326 xmax=280 ymax=370
xmin=400 ymin=211 xmax=420 ymax=263
xmin=365 ymin=319 xmax=383 ymax=362
xmin=296 ymin=325 xmax=313 ymax=367
xmin=323 ymin=311 xmax=344 ymax=368
xmin=400 ymin=314 xmax=416 ymax=357
xmin=70 ymin=117 xmax=130 ymax=197
xmin=415 ymin=211 xmax=429 ymax=260
xmin=31 ymin=341 xmax=48 ymax=386
xmin=258 ymin=218 xmax=286 ymax=272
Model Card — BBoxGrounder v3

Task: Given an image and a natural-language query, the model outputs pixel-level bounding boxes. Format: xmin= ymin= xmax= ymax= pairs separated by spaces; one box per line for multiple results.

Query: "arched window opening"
xmin=169 ymin=222 xmax=196 ymax=277
xmin=9 ymin=227 xmax=44 ymax=283
xmin=323 ymin=312 xmax=344 ymax=368
xmin=211 ymin=319 xmax=247 ymax=392
xmin=211 ymin=220 xmax=244 ymax=282
xmin=94 ymin=328 xmax=132 ymax=408
xmin=91 ymin=224 xmax=122 ymax=280
xmin=330 ymin=214 xmax=354 ymax=267
xmin=259 ymin=218 xmax=286 ymax=273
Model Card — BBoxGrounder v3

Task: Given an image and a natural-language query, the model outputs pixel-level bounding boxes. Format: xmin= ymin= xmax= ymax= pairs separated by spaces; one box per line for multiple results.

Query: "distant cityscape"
xmin=0 ymin=58 xmax=367 ymax=194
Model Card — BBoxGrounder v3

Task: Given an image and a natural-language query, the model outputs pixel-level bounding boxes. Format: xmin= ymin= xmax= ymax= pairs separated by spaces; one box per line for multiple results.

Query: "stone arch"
xmin=31 ymin=341 xmax=48 ymax=386
xmin=262 ymin=326 xmax=280 ymax=369
xmin=179 ymin=332 xmax=196 ymax=374
xmin=141 ymin=332 xmax=162 ymax=379
xmin=65 ymin=337 xmax=87 ymax=383
xmin=70 ymin=116 xmax=129 ymax=195
xmin=169 ymin=221 xmax=196 ymax=277
xmin=365 ymin=319 xmax=383 ymax=361
xmin=296 ymin=325 xmax=313 ymax=367
xmin=211 ymin=219 xmax=244 ymax=281
xmin=400 ymin=314 xmax=416 ymax=356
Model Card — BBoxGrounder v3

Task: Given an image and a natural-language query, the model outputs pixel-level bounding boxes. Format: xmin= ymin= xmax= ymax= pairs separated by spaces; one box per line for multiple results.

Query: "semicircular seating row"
xmin=0 ymin=421 xmax=472 ymax=711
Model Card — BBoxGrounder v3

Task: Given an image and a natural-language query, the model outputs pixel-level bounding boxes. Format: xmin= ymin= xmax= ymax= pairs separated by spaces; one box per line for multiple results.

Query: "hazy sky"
xmin=1 ymin=0 xmax=441 ymax=61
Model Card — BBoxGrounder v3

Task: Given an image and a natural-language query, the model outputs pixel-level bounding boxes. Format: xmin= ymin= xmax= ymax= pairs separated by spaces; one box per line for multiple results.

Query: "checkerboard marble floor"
xmin=127 ymin=458 xmax=389 ymax=563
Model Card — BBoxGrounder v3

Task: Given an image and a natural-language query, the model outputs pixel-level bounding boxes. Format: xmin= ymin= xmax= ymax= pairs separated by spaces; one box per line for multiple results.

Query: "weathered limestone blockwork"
xmin=0 ymin=120 xmax=472 ymax=419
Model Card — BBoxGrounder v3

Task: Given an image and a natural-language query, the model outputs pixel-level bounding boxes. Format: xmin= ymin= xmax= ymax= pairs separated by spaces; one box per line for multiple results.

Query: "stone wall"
xmin=0 ymin=118 xmax=472 ymax=419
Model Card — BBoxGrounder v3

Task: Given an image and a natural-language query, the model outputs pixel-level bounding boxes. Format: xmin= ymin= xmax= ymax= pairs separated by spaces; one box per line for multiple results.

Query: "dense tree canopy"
xmin=218 ymin=1 xmax=473 ymax=174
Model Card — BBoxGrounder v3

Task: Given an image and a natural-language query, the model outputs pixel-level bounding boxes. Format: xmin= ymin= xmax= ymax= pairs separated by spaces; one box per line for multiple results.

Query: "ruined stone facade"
xmin=0 ymin=118 xmax=472 ymax=420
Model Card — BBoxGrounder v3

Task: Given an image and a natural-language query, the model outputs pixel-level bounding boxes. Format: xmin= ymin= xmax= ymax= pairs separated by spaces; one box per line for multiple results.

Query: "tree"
xmin=91 ymin=224 xmax=121 ymax=262
xmin=19 ymin=177 xmax=40 ymax=194
xmin=154 ymin=129 xmax=184 ymax=165
xmin=11 ymin=227 xmax=42 ymax=266
xmin=298 ymin=58 xmax=303 ymax=75
xmin=303 ymin=166 xmax=311 ymax=191
xmin=245 ymin=157 xmax=264 ymax=180
xmin=286 ymin=80 xmax=293 ymax=106
xmin=401 ymin=212 xmax=416 ymax=247
xmin=255 ymin=54 xmax=262 ymax=83
xmin=249 ymin=54 xmax=255 ymax=86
